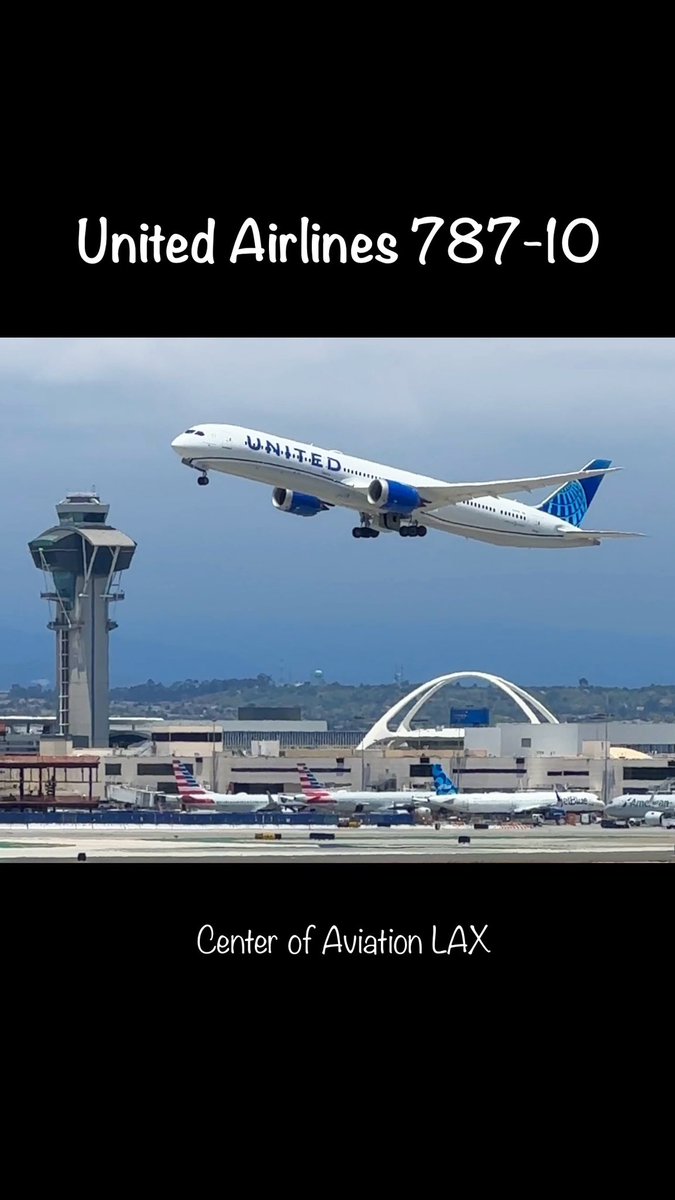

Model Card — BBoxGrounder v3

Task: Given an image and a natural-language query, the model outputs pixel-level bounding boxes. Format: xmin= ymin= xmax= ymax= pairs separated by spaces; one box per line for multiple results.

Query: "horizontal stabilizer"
xmin=566 ymin=529 xmax=645 ymax=540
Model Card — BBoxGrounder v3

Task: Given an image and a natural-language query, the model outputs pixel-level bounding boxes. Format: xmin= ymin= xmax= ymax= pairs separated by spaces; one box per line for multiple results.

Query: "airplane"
xmin=170 ymin=423 xmax=643 ymax=548
xmin=171 ymin=759 xmax=285 ymax=813
xmin=602 ymin=793 xmax=675 ymax=827
xmin=290 ymin=764 xmax=435 ymax=816
xmin=428 ymin=765 xmax=604 ymax=818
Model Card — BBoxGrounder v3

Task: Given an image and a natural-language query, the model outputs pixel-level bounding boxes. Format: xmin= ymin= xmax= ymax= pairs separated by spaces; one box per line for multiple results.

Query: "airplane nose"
xmin=171 ymin=434 xmax=187 ymax=452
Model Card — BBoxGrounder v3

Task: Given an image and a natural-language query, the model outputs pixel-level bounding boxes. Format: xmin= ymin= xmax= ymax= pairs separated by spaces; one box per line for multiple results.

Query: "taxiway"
xmin=1 ymin=823 xmax=674 ymax=862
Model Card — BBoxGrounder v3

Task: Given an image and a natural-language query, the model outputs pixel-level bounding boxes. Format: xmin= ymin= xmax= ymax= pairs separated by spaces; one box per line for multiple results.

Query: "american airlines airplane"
xmin=603 ymin=793 xmax=675 ymax=827
xmin=292 ymin=765 xmax=437 ymax=815
xmin=171 ymin=423 xmax=641 ymax=547
xmin=172 ymin=760 xmax=284 ymax=813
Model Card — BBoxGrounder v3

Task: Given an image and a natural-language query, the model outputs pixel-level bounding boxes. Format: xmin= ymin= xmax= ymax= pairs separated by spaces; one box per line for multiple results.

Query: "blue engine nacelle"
xmin=272 ymin=488 xmax=328 ymax=517
xmin=367 ymin=478 xmax=422 ymax=514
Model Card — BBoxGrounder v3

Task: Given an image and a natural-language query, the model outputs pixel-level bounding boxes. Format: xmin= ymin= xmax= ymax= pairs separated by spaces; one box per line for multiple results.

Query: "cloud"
xmin=1 ymin=335 xmax=673 ymax=395
xmin=1 ymin=338 xmax=674 ymax=470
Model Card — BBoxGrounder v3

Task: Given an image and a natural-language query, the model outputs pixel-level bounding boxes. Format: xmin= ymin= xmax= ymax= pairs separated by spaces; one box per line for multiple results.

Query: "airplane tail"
xmin=431 ymin=764 xmax=458 ymax=796
xmin=537 ymin=458 xmax=612 ymax=527
xmin=172 ymin=758 xmax=215 ymax=807
xmin=297 ymin=763 xmax=332 ymax=803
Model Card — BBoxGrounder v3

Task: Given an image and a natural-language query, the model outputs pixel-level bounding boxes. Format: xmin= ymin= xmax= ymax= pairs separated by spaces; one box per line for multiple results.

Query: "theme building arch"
xmin=357 ymin=671 xmax=559 ymax=750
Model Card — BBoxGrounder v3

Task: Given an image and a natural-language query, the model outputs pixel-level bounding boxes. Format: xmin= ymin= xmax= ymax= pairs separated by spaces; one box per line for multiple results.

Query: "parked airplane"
xmin=291 ymin=764 xmax=434 ymax=815
xmin=603 ymin=793 xmax=675 ymax=827
xmin=171 ymin=760 xmax=283 ymax=813
xmin=428 ymin=765 xmax=604 ymax=817
xmin=171 ymin=423 xmax=641 ymax=547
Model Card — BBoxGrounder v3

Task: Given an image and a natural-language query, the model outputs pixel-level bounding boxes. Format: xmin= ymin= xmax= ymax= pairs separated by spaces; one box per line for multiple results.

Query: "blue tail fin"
xmin=537 ymin=459 xmax=612 ymax=527
xmin=431 ymin=764 xmax=458 ymax=796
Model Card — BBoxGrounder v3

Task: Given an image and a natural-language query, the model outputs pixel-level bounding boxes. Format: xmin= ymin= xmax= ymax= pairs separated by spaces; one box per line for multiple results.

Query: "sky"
xmin=0 ymin=337 xmax=673 ymax=689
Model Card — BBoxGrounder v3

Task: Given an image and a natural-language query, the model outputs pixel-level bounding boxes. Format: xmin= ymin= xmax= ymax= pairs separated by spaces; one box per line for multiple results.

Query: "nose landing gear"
xmin=197 ymin=473 xmax=210 ymax=486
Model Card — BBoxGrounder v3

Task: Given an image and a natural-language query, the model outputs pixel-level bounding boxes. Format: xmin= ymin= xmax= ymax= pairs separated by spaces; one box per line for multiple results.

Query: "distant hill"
xmin=4 ymin=676 xmax=675 ymax=728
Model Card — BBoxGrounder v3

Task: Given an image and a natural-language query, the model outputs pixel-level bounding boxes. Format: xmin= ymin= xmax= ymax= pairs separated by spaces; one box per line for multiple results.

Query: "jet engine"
xmin=643 ymin=810 xmax=664 ymax=826
xmin=367 ymin=478 xmax=422 ymax=514
xmin=272 ymin=488 xmax=329 ymax=517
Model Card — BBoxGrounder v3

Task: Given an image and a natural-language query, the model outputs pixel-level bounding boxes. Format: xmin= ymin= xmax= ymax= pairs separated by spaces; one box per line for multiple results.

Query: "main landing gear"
xmin=352 ymin=516 xmax=428 ymax=538
xmin=197 ymin=473 xmax=210 ymax=486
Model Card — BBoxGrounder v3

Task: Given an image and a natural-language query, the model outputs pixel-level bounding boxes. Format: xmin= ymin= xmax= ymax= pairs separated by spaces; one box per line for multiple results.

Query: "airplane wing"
xmin=513 ymin=799 xmax=550 ymax=814
xmin=414 ymin=467 xmax=619 ymax=510
xmin=344 ymin=467 xmax=618 ymax=511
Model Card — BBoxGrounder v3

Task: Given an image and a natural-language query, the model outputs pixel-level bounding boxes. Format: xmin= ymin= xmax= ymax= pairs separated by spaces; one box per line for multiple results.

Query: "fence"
xmin=0 ymin=810 xmax=414 ymax=827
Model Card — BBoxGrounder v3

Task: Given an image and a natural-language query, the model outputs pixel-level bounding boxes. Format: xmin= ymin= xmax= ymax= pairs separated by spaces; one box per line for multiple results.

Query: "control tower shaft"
xmin=28 ymin=493 xmax=136 ymax=747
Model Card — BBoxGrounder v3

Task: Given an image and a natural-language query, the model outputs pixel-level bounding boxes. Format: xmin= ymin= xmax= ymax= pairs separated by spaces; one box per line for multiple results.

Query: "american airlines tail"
xmin=172 ymin=759 xmax=216 ymax=807
xmin=431 ymin=765 xmax=459 ymax=796
xmin=297 ymin=764 xmax=332 ymax=803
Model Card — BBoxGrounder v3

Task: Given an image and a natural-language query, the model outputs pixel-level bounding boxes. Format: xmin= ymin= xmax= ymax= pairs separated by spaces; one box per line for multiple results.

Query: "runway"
xmin=1 ymin=823 xmax=675 ymax=862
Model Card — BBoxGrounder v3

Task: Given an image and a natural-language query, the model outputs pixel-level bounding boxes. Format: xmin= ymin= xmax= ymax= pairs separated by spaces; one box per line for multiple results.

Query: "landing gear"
xmin=353 ymin=513 xmax=379 ymax=538
xmin=353 ymin=516 xmax=427 ymax=538
xmin=197 ymin=473 xmax=209 ymax=486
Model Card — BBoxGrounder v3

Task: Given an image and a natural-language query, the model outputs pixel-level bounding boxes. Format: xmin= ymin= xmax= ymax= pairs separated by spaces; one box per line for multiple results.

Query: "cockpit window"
xmin=194 ymin=430 xmax=205 ymax=436
xmin=185 ymin=428 xmax=196 ymax=433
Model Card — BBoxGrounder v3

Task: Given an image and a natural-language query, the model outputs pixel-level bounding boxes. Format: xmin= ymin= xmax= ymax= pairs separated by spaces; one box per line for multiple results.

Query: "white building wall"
xmin=497 ymin=723 xmax=581 ymax=758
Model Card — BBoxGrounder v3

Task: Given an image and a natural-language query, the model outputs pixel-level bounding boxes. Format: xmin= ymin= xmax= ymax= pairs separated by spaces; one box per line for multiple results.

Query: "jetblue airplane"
xmin=428 ymin=765 xmax=604 ymax=817
xmin=171 ymin=423 xmax=641 ymax=547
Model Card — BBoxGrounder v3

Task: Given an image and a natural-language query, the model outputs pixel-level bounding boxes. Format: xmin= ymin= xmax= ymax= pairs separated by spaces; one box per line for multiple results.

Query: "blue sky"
xmin=0 ymin=337 xmax=673 ymax=688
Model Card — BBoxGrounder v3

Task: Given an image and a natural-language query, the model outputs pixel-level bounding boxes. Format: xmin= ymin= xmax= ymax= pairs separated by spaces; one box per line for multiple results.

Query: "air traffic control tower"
xmin=28 ymin=493 xmax=136 ymax=747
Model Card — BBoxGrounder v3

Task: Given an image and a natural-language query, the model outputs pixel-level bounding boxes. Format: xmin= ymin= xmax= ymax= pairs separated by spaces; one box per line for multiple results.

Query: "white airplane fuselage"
xmin=186 ymin=790 xmax=284 ymax=813
xmin=605 ymin=794 xmax=675 ymax=821
xmin=291 ymin=790 xmax=438 ymax=815
xmin=171 ymin=423 xmax=611 ymax=548
xmin=432 ymin=791 xmax=604 ymax=816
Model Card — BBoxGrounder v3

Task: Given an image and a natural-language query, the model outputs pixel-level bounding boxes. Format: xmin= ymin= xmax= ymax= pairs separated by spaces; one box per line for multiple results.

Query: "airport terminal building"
xmin=3 ymin=702 xmax=675 ymax=806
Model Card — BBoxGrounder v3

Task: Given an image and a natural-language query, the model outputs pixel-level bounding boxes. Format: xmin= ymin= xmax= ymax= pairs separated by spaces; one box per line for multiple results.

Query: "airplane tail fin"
xmin=299 ymin=765 xmax=326 ymax=790
xmin=297 ymin=762 xmax=332 ymax=802
xmin=172 ymin=758 xmax=215 ymax=807
xmin=431 ymin=764 xmax=458 ymax=796
xmin=537 ymin=459 xmax=612 ymax=527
